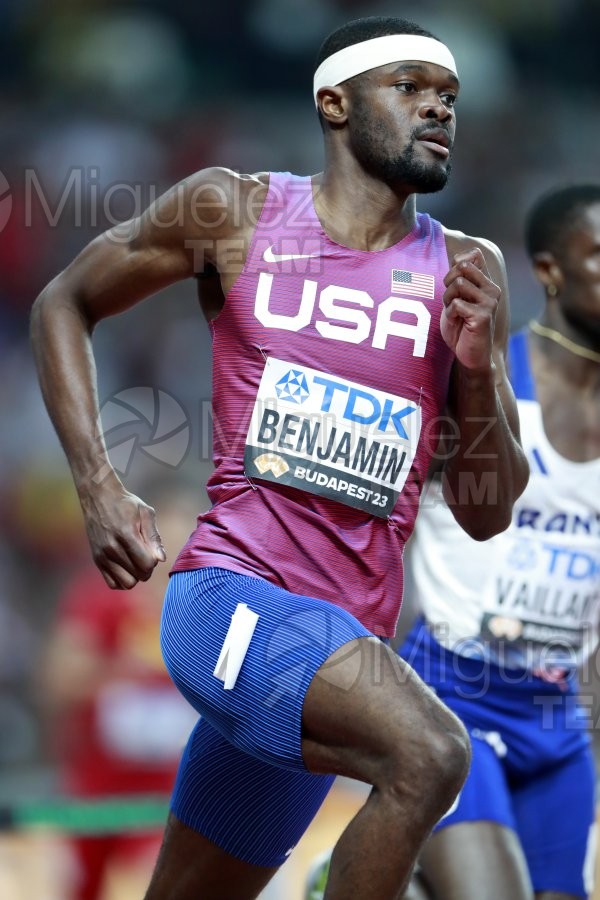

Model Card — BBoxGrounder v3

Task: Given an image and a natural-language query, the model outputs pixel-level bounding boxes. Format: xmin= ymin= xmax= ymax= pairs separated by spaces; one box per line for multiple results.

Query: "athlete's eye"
xmin=441 ymin=92 xmax=458 ymax=108
xmin=394 ymin=81 xmax=417 ymax=93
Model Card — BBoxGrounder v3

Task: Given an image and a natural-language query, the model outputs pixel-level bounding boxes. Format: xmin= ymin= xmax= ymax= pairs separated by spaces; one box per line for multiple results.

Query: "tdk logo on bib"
xmin=275 ymin=369 xmax=310 ymax=404
xmin=244 ymin=358 xmax=421 ymax=517
xmin=274 ymin=367 xmax=416 ymax=439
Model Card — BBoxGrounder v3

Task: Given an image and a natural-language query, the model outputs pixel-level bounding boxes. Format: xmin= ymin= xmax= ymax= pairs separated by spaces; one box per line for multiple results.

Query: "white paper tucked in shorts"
xmin=214 ymin=602 xmax=260 ymax=690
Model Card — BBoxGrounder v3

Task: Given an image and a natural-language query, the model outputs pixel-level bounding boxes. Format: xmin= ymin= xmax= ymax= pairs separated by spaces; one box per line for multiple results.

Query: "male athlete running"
xmin=32 ymin=16 xmax=528 ymax=900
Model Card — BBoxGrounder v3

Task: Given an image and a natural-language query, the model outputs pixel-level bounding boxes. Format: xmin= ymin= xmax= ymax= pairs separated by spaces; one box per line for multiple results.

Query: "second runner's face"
xmin=348 ymin=60 xmax=459 ymax=193
xmin=557 ymin=202 xmax=600 ymax=340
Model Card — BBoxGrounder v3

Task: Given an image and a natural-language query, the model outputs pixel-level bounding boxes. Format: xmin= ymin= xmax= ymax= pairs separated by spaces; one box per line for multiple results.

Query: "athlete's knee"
xmin=385 ymin=705 xmax=470 ymax=822
xmin=424 ymin=709 xmax=471 ymax=801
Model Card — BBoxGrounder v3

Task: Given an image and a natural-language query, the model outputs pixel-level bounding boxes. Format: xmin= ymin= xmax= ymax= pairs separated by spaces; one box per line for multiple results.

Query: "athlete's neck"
xmin=312 ymin=166 xmax=417 ymax=251
xmin=532 ymin=307 xmax=600 ymax=392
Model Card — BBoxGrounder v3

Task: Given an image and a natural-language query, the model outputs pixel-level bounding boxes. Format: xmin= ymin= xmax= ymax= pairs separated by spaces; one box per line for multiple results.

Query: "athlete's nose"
xmin=419 ymin=95 xmax=452 ymax=122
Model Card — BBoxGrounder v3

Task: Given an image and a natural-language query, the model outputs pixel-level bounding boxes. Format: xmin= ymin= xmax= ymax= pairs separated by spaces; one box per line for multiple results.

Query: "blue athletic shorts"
xmin=399 ymin=618 xmax=597 ymax=898
xmin=160 ymin=567 xmax=372 ymax=866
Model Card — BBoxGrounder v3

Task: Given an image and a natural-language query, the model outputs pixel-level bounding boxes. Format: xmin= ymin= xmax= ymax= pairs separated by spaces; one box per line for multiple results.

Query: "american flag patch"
xmin=391 ymin=269 xmax=435 ymax=298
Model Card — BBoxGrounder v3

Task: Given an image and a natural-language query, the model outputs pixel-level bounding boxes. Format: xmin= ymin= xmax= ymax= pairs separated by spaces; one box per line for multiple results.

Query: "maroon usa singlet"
xmin=172 ymin=172 xmax=454 ymax=636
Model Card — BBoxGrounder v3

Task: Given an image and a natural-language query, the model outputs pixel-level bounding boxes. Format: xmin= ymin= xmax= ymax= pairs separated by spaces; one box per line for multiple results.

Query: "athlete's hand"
xmin=440 ymin=248 xmax=500 ymax=371
xmin=79 ymin=479 xmax=166 ymax=589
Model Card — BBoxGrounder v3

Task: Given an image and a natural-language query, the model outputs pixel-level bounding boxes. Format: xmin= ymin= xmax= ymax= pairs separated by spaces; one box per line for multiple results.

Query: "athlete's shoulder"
xmin=180 ymin=167 xmax=269 ymax=210
xmin=181 ymin=166 xmax=269 ymax=191
xmin=156 ymin=168 xmax=271 ymax=246
xmin=442 ymin=227 xmax=508 ymax=293
xmin=442 ymin=227 xmax=505 ymax=268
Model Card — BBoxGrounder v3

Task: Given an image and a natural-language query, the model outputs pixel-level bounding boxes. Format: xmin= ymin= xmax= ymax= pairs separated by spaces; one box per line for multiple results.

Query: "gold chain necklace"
xmin=529 ymin=319 xmax=600 ymax=364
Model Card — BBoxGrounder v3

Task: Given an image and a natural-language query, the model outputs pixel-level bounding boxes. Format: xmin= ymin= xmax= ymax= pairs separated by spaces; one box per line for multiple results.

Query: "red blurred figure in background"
xmin=42 ymin=493 xmax=198 ymax=900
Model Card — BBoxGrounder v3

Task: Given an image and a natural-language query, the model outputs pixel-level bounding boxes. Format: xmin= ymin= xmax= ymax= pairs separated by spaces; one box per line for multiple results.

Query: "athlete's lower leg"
xmin=302 ymin=638 xmax=471 ymax=899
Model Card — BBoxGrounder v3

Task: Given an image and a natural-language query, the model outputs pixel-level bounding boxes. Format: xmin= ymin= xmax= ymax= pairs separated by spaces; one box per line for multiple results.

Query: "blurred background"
xmin=1 ymin=0 xmax=600 ymax=897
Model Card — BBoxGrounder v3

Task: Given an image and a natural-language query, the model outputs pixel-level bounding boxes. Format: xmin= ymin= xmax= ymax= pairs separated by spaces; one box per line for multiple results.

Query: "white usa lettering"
xmin=254 ymin=273 xmax=431 ymax=356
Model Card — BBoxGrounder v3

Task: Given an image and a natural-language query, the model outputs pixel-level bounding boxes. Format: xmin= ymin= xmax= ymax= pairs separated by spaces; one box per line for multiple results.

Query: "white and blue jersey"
xmin=399 ymin=331 xmax=600 ymax=898
xmin=408 ymin=330 xmax=600 ymax=674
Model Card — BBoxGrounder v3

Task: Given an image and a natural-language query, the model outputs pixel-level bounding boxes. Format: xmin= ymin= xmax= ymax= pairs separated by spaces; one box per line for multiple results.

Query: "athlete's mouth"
xmin=415 ymin=128 xmax=451 ymax=158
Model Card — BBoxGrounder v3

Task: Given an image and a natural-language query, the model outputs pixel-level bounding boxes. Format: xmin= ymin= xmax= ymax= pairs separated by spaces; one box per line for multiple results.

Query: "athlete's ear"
xmin=317 ymin=86 xmax=348 ymax=125
xmin=531 ymin=251 xmax=564 ymax=296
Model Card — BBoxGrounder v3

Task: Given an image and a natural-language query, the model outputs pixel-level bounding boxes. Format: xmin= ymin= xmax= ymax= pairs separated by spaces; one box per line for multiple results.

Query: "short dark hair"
xmin=315 ymin=16 xmax=440 ymax=71
xmin=525 ymin=184 xmax=600 ymax=258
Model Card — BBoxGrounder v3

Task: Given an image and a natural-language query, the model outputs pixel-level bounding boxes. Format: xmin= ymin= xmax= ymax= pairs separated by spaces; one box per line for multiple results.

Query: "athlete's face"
xmin=348 ymin=61 xmax=458 ymax=193
xmin=553 ymin=202 xmax=600 ymax=341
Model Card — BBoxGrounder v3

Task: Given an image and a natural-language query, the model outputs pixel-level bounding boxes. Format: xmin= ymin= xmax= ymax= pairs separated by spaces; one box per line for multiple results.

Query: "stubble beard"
xmin=351 ymin=116 xmax=451 ymax=194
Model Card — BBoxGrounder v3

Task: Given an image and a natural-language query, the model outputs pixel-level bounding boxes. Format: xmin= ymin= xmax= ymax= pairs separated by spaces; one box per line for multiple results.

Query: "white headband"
xmin=313 ymin=34 xmax=458 ymax=106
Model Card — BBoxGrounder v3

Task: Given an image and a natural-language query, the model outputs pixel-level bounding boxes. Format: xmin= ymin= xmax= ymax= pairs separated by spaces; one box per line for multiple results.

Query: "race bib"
xmin=479 ymin=531 xmax=600 ymax=665
xmin=244 ymin=358 xmax=422 ymax=516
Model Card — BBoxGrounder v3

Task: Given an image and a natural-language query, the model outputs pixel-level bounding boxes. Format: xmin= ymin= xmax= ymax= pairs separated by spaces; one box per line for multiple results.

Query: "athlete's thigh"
xmin=161 ymin=567 xmax=374 ymax=772
xmin=417 ymin=733 xmax=533 ymax=900
xmin=514 ymin=744 xmax=596 ymax=899
xmin=163 ymin=568 xmax=465 ymax=792
xmin=146 ymin=718 xmax=334 ymax=900
xmin=301 ymin=636 xmax=467 ymax=784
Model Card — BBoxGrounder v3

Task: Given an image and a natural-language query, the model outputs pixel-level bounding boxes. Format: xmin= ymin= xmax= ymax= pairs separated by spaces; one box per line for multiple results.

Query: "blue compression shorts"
xmin=400 ymin=618 xmax=597 ymax=898
xmin=161 ymin=567 xmax=372 ymax=866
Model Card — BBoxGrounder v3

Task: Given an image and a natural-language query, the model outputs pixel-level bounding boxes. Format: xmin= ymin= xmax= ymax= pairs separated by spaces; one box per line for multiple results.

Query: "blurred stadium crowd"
xmin=1 ymin=0 xmax=599 ymax=810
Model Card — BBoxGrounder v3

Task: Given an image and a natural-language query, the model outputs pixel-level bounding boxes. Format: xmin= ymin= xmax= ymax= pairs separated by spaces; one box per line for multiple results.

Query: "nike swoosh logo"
xmin=263 ymin=245 xmax=319 ymax=263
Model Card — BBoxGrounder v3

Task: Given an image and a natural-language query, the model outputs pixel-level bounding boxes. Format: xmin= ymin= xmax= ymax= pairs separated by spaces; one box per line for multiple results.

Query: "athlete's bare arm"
xmin=30 ymin=167 xmax=263 ymax=589
xmin=439 ymin=232 xmax=528 ymax=539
